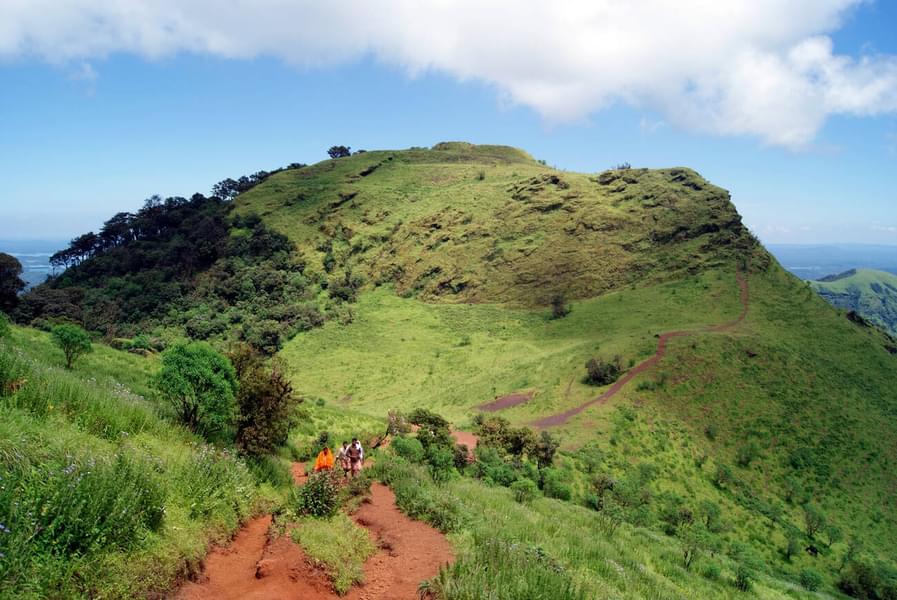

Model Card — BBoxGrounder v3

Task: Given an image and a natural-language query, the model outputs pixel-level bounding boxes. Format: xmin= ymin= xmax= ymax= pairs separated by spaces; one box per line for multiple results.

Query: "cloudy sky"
xmin=1 ymin=0 xmax=896 ymax=243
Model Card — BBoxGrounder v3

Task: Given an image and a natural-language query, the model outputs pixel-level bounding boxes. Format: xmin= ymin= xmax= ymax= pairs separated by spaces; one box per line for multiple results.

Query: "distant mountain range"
xmin=810 ymin=268 xmax=897 ymax=336
xmin=767 ymin=243 xmax=897 ymax=280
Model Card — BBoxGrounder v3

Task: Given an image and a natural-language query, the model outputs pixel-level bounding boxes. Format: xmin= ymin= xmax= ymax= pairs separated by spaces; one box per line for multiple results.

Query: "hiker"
xmin=338 ymin=441 xmax=350 ymax=477
xmin=346 ymin=437 xmax=363 ymax=477
xmin=313 ymin=446 xmax=334 ymax=472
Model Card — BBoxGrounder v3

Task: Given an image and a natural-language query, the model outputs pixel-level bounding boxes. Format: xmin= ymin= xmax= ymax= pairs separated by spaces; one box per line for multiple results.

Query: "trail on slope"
xmin=174 ymin=462 xmax=452 ymax=600
xmin=533 ymin=272 xmax=749 ymax=428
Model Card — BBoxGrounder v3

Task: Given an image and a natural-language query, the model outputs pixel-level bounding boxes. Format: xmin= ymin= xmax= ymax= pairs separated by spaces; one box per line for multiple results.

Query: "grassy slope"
xmin=0 ymin=327 xmax=268 ymax=599
xmin=234 ymin=144 xmax=897 ymax=594
xmin=810 ymin=268 xmax=897 ymax=335
xmin=235 ymin=142 xmax=749 ymax=306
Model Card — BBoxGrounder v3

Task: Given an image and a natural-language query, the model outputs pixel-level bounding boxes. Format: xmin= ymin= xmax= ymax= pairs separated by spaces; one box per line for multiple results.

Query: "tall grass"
xmin=0 ymin=337 xmax=258 ymax=599
xmin=291 ymin=514 xmax=376 ymax=594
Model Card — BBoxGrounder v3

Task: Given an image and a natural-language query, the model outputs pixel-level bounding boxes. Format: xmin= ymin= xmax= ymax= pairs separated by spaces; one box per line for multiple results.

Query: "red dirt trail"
xmin=478 ymin=390 xmax=535 ymax=412
xmin=533 ymin=272 xmax=749 ymax=428
xmin=344 ymin=483 xmax=453 ymax=600
xmin=174 ymin=466 xmax=452 ymax=600
xmin=451 ymin=429 xmax=479 ymax=449
xmin=290 ymin=461 xmax=308 ymax=485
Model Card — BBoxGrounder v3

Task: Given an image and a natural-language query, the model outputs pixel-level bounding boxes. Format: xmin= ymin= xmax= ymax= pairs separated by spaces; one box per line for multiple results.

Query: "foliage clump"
xmin=0 ymin=253 xmax=25 ymax=314
xmin=154 ymin=342 xmax=237 ymax=437
xmin=51 ymin=323 xmax=92 ymax=369
xmin=584 ymin=355 xmax=622 ymax=386
xmin=295 ymin=470 xmax=342 ymax=517
xmin=230 ymin=344 xmax=300 ymax=457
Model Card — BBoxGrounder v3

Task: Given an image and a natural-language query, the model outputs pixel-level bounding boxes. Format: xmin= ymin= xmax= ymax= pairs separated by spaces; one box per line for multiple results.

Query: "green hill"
xmin=811 ymin=268 xmax=897 ymax=336
xmin=9 ymin=143 xmax=897 ymax=598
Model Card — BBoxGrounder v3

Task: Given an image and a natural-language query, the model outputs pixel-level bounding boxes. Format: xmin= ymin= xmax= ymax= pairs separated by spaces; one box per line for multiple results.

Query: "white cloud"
xmin=871 ymin=225 xmax=897 ymax=233
xmin=2 ymin=0 xmax=897 ymax=147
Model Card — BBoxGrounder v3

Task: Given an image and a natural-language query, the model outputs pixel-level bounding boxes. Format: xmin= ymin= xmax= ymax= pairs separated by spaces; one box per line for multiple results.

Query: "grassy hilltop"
xmin=7 ymin=142 xmax=897 ymax=598
xmin=811 ymin=268 xmax=897 ymax=336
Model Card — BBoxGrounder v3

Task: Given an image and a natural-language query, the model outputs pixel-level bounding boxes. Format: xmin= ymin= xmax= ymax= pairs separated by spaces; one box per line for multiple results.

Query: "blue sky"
xmin=0 ymin=0 xmax=895 ymax=245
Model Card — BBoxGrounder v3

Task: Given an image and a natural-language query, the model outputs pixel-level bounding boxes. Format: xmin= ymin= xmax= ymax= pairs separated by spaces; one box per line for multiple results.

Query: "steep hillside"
xmin=235 ymin=142 xmax=753 ymax=306
xmin=811 ymin=268 xmax=897 ymax=335
xmin=13 ymin=143 xmax=897 ymax=598
xmin=0 ymin=325 xmax=270 ymax=599
xmin=237 ymin=144 xmax=897 ymax=595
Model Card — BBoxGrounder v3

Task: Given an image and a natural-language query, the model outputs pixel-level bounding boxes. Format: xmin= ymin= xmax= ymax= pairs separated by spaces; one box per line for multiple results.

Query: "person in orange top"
xmin=313 ymin=446 xmax=335 ymax=472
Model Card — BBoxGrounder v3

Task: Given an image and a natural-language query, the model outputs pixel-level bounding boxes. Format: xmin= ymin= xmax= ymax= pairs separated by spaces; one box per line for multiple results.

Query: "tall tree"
xmin=0 ymin=253 xmax=25 ymax=313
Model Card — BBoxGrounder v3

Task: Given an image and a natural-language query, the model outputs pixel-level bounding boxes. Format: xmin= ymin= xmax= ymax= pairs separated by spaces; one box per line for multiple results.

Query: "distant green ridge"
xmin=811 ymin=268 xmax=897 ymax=335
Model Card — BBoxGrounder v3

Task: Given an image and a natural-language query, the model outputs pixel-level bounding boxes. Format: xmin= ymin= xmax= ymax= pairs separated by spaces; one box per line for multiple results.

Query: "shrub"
xmin=327 ymin=145 xmax=351 ymax=159
xmin=0 ymin=312 xmax=9 ymax=338
xmin=392 ymin=435 xmax=425 ymax=463
xmin=783 ymin=531 xmax=802 ymax=561
xmin=296 ymin=470 xmax=342 ymax=517
xmin=713 ymin=463 xmax=733 ymax=489
xmin=803 ymin=503 xmax=826 ymax=539
xmin=232 ymin=347 xmax=299 ymax=457
xmin=407 ymin=408 xmax=453 ymax=450
xmin=550 ymin=294 xmax=570 ymax=319
xmin=702 ymin=560 xmax=722 ymax=581
xmin=453 ymin=443 xmax=470 ymax=471
xmin=154 ymin=342 xmax=238 ymax=437
xmin=51 ymin=323 xmax=92 ymax=369
xmin=510 ymin=478 xmax=539 ymax=503
xmin=584 ymin=356 xmax=622 ymax=386
xmin=735 ymin=441 xmax=759 ymax=467
xmin=533 ymin=430 xmax=560 ymax=469
xmin=799 ymin=568 xmax=823 ymax=592
xmin=731 ymin=544 xmax=763 ymax=592
xmin=426 ymin=444 xmax=456 ymax=484
xmin=541 ymin=468 xmax=572 ymax=501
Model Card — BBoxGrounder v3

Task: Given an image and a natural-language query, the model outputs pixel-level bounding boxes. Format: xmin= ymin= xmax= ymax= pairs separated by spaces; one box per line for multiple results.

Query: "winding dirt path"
xmin=174 ymin=513 xmax=333 ymax=600
xmin=478 ymin=390 xmax=535 ymax=412
xmin=345 ymin=483 xmax=453 ymax=600
xmin=533 ymin=272 xmax=749 ymax=428
xmin=174 ymin=464 xmax=452 ymax=600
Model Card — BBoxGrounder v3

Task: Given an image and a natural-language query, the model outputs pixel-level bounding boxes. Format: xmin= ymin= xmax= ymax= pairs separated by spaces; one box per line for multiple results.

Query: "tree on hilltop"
xmin=327 ymin=145 xmax=351 ymax=159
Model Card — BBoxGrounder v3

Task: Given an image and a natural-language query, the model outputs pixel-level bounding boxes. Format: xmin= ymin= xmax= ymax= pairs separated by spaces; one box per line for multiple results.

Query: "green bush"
xmin=154 ymin=342 xmax=237 ymax=437
xmin=701 ymin=560 xmax=722 ymax=581
xmin=51 ymin=323 xmax=92 ymax=369
xmin=392 ymin=435 xmax=425 ymax=463
xmin=731 ymin=544 xmax=763 ymax=592
xmin=510 ymin=478 xmax=539 ymax=503
xmin=541 ymin=468 xmax=572 ymax=501
xmin=296 ymin=470 xmax=342 ymax=517
xmin=584 ymin=355 xmax=622 ymax=386
xmin=231 ymin=346 xmax=298 ymax=457
xmin=0 ymin=312 xmax=9 ymax=338
xmin=799 ymin=568 xmax=823 ymax=592
xmin=426 ymin=444 xmax=456 ymax=483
